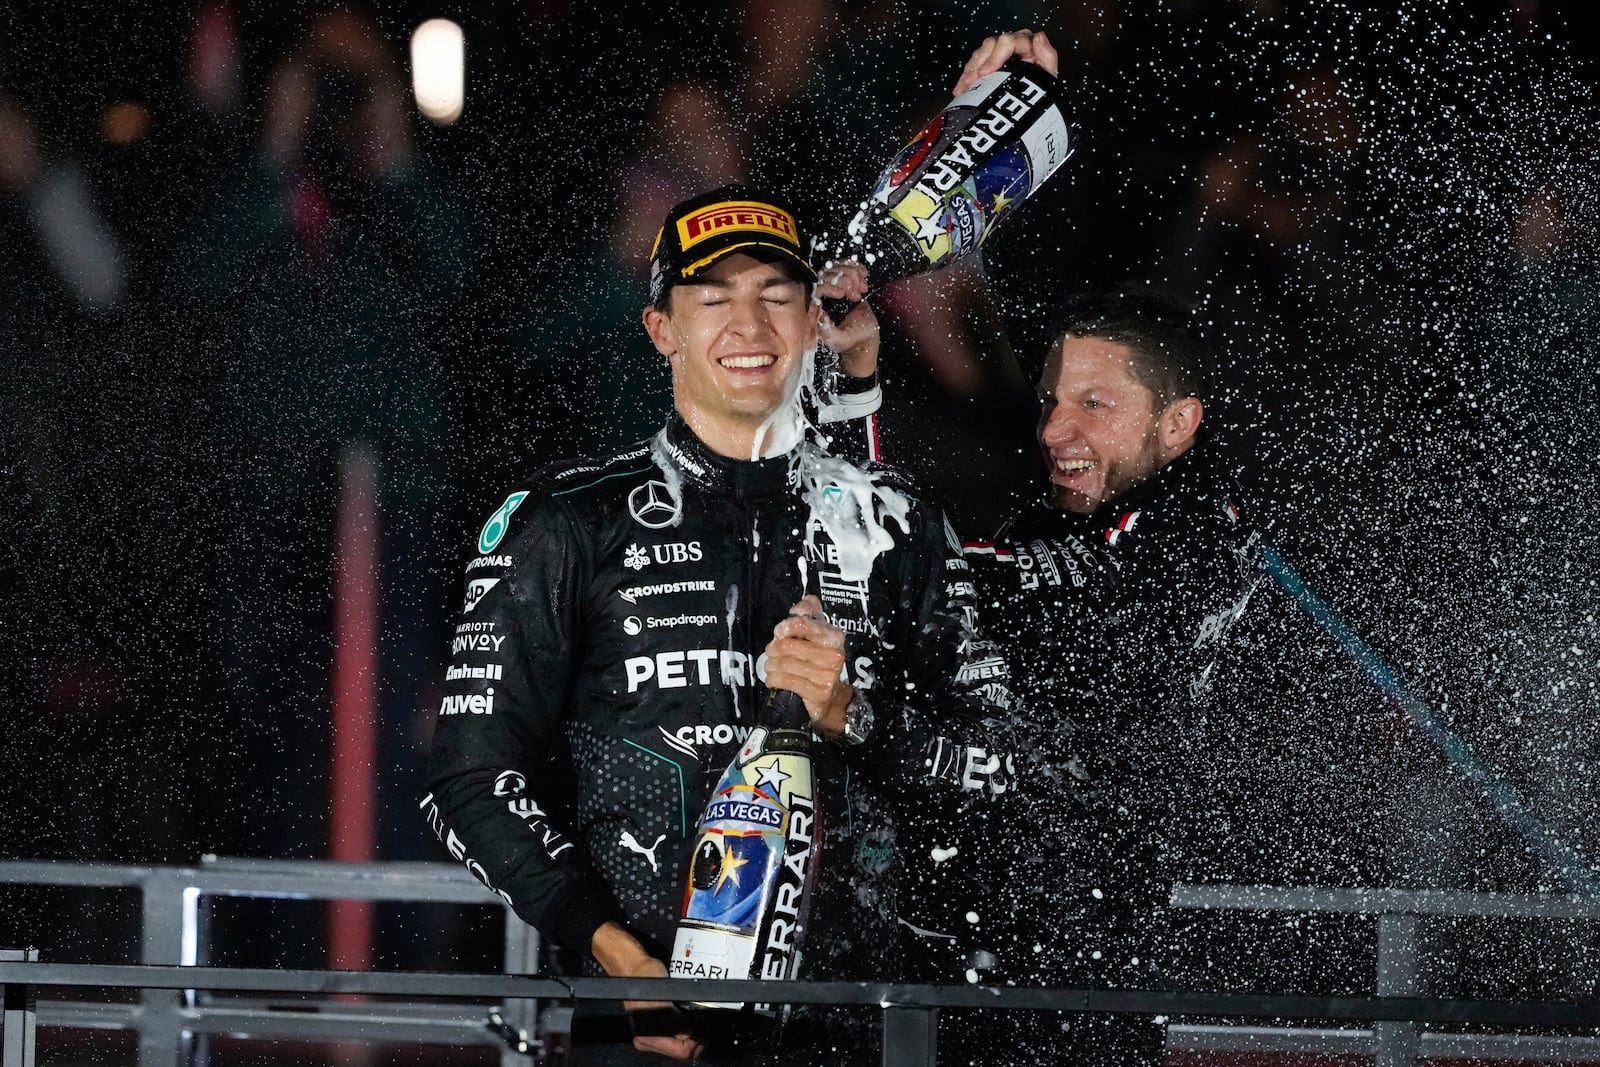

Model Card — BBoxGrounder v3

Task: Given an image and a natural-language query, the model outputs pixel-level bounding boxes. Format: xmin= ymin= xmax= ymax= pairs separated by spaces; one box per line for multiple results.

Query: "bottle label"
xmin=818 ymin=61 xmax=1071 ymax=285
xmin=671 ymin=729 xmax=819 ymax=1009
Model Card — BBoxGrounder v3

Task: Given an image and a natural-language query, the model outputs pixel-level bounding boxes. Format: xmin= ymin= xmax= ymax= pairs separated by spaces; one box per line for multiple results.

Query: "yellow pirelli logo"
xmin=677 ymin=201 xmax=797 ymax=249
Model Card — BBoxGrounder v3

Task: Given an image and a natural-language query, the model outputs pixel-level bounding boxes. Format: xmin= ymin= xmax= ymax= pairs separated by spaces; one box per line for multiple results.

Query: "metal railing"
xmin=6 ymin=860 xmax=1600 ymax=1065
xmin=1170 ymin=882 xmax=1600 ymax=1066
xmin=6 ymin=961 xmax=1600 ymax=1067
xmin=0 ymin=858 xmax=539 ymax=1065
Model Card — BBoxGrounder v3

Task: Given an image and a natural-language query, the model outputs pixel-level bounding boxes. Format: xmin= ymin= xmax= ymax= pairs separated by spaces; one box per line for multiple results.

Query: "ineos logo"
xmin=629 ymin=481 xmax=681 ymax=530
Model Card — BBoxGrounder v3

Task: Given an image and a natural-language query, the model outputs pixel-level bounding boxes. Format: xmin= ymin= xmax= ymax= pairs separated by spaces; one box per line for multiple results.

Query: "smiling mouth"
xmin=719 ymin=355 xmax=776 ymax=369
xmin=1055 ymin=458 xmax=1095 ymax=473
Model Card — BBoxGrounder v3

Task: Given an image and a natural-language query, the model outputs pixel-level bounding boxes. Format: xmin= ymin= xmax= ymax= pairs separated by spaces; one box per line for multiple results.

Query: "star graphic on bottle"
xmin=712 ymin=841 xmax=749 ymax=895
xmin=912 ymin=207 xmax=948 ymax=249
xmin=991 ymin=189 xmax=1015 ymax=213
xmin=756 ymin=763 xmax=791 ymax=793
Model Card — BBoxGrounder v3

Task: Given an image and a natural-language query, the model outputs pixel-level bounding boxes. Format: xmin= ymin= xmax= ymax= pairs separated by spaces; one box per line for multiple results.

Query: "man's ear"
xmin=1160 ymin=396 xmax=1203 ymax=454
xmin=642 ymin=303 xmax=676 ymax=358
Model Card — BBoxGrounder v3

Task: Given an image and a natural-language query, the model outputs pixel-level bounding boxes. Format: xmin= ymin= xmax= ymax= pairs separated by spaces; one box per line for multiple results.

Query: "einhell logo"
xmin=678 ymin=201 xmax=796 ymax=249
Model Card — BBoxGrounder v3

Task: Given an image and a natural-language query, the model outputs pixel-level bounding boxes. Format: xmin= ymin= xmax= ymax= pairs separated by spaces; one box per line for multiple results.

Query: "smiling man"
xmin=866 ymin=287 xmax=1267 ymax=1065
xmin=422 ymin=185 xmax=1030 ymax=1065
xmin=1038 ymin=330 xmax=1202 ymax=516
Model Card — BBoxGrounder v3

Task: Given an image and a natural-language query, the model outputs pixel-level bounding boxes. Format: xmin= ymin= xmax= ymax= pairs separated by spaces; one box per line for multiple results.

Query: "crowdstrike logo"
xmin=657 ymin=722 xmax=755 ymax=761
xmin=618 ymin=579 xmax=717 ymax=605
xmin=629 ymin=481 xmax=682 ymax=530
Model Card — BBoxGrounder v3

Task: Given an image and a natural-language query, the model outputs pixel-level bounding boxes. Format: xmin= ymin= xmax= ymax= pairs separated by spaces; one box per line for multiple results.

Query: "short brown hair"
xmin=1048 ymin=286 xmax=1210 ymax=408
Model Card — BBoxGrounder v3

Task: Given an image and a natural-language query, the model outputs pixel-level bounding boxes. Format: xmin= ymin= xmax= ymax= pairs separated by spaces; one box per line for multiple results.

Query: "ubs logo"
xmin=629 ymin=481 xmax=682 ymax=530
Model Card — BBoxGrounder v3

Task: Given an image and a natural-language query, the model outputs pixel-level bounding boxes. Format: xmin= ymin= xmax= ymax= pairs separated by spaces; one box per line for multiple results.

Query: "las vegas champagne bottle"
xmin=813 ymin=58 xmax=1072 ymax=292
xmin=669 ymin=689 xmax=821 ymax=1038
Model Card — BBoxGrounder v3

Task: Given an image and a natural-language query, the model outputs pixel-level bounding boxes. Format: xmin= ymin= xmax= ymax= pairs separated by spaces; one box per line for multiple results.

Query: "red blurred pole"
xmin=329 ymin=443 xmax=379 ymax=980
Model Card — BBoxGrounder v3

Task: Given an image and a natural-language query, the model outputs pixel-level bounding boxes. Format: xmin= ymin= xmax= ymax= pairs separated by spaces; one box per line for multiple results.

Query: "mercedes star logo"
xmin=629 ymin=480 xmax=681 ymax=530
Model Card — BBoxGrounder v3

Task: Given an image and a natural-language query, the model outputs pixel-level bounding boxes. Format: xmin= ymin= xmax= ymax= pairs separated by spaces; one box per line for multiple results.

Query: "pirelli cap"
xmin=649 ymin=185 xmax=817 ymax=303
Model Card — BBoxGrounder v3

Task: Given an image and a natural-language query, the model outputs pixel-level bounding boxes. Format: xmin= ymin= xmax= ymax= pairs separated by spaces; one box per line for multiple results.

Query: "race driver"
xmin=422 ymin=185 xmax=1041 ymax=1064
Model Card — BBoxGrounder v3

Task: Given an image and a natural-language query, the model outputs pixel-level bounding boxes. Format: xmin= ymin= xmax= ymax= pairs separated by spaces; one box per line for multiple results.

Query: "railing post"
xmin=498 ymin=904 xmax=539 ymax=1066
xmin=1375 ymin=912 xmax=1421 ymax=1067
xmin=2 ymin=949 xmax=39 ymax=1067
xmin=138 ymin=869 xmax=192 ymax=1067
xmin=882 ymin=1005 xmax=938 ymax=1067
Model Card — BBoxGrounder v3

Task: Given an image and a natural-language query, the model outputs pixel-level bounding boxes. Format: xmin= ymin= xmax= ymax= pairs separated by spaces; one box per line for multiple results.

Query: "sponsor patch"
xmin=629 ymin=480 xmax=682 ymax=530
xmin=626 ymin=649 xmax=764 ymax=693
xmin=479 ymin=492 xmax=529 ymax=554
xmin=440 ymin=689 xmax=496 ymax=716
xmin=955 ymin=656 xmax=1008 ymax=684
xmin=619 ymin=579 xmax=717 ymax=604
xmin=677 ymin=200 xmax=797 ymax=250
xmin=493 ymin=770 xmax=526 ymax=797
xmin=625 ymin=541 xmax=704 ymax=570
xmin=1105 ymin=510 xmax=1142 ymax=546
xmin=463 ymin=578 xmax=500 ymax=613
xmin=451 ymin=631 xmax=507 ymax=655
xmin=446 ymin=663 xmax=503 ymax=681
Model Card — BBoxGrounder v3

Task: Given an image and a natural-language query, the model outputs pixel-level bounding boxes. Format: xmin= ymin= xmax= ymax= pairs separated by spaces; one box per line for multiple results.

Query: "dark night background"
xmin=2 ymin=0 xmax=1599 ymax=1045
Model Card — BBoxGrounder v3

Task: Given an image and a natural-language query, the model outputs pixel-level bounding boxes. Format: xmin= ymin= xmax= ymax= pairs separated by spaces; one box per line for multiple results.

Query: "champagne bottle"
xmin=669 ymin=687 xmax=822 ymax=1040
xmin=813 ymin=58 xmax=1072 ymax=292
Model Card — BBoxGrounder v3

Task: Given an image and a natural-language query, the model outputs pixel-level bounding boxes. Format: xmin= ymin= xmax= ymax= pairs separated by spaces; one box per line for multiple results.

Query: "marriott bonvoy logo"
xmin=676 ymin=200 xmax=797 ymax=249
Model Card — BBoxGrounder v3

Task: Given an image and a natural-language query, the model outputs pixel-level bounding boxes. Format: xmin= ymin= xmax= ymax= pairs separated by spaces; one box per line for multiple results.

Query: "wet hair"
xmin=1047 ymin=286 xmax=1211 ymax=408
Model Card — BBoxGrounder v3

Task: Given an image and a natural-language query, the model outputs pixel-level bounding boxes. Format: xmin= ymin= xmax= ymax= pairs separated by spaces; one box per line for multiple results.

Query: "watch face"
xmin=845 ymin=692 xmax=874 ymax=744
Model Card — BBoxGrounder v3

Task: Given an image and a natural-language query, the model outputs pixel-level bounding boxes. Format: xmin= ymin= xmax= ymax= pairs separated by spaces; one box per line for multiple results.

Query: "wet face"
xmin=1036 ymin=335 xmax=1202 ymax=514
xmin=643 ymin=253 xmax=818 ymax=456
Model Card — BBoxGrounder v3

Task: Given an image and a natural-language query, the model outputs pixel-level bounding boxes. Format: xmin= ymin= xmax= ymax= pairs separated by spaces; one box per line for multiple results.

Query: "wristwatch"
xmin=839 ymin=687 xmax=874 ymax=747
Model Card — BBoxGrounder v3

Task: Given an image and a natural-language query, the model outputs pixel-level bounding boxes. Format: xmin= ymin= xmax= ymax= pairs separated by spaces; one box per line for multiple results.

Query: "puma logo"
xmin=620 ymin=830 xmax=667 ymax=873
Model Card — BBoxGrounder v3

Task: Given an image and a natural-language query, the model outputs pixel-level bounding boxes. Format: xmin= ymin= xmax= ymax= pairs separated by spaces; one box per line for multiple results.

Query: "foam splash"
xmin=752 ymin=335 xmax=913 ymax=596
xmin=750 ymin=344 xmax=815 ymax=460
xmin=648 ymin=432 xmax=686 ymax=528
xmin=725 ymin=584 xmax=741 ymax=719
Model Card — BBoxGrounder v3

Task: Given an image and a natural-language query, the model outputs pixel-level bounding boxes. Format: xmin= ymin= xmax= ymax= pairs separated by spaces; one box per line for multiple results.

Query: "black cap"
xmin=648 ymin=185 xmax=816 ymax=303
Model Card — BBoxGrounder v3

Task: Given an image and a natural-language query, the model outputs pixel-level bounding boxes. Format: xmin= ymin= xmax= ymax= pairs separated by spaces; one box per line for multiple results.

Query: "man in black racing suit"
xmin=844 ymin=279 xmax=1266 ymax=1064
xmin=422 ymin=186 xmax=1035 ymax=1064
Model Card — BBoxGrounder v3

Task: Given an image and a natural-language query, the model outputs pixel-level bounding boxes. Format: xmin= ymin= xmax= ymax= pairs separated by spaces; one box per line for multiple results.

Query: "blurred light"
xmin=101 ymin=100 xmax=152 ymax=145
xmin=411 ymin=19 xmax=465 ymax=125
xmin=189 ymin=0 xmax=241 ymax=115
